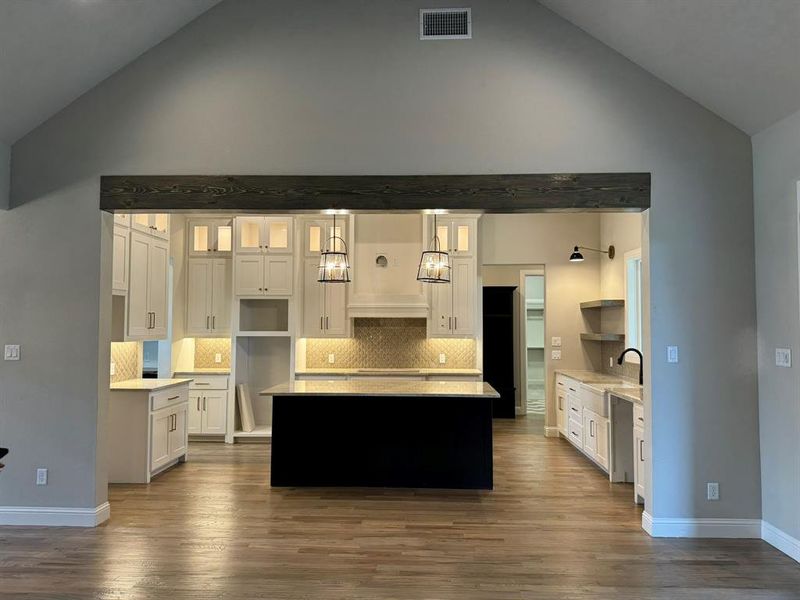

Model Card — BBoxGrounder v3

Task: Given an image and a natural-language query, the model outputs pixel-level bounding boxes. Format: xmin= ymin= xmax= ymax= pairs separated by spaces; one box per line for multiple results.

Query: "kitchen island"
xmin=261 ymin=380 xmax=499 ymax=489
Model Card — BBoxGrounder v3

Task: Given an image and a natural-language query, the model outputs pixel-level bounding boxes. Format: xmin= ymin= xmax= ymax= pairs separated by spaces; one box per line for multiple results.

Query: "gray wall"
xmin=1 ymin=0 xmax=758 ymax=522
xmin=753 ymin=107 xmax=800 ymax=540
xmin=0 ymin=142 xmax=9 ymax=209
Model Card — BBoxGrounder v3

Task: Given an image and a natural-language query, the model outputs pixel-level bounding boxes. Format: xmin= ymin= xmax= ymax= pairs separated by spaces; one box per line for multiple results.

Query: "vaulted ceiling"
xmin=0 ymin=0 xmax=798 ymax=146
xmin=0 ymin=0 xmax=222 ymax=145
xmin=540 ymin=0 xmax=800 ymax=134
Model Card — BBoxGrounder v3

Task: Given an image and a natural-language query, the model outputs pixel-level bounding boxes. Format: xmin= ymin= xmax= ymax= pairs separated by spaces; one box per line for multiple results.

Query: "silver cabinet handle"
xmin=195 ymin=382 xmax=210 ymax=386
xmin=197 ymin=397 xmax=200 ymax=411
xmin=558 ymin=397 xmax=562 ymax=410
xmin=212 ymin=316 xmax=216 ymax=329
xmin=207 ymin=316 xmax=210 ymax=329
xmin=326 ymin=316 xmax=329 ymax=329
xmin=203 ymin=397 xmax=207 ymax=411
xmin=639 ymin=439 xmax=645 ymax=462
xmin=590 ymin=420 xmax=595 ymax=437
xmin=320 ymin=316 xmax=323 ymax=330
xmin=167 ymin=395 xmax=180 ymax=401
xmin=454 ymin=316 xmax=458 ymax=330
xmin=448 ymin=316 xmax=452 ymax=330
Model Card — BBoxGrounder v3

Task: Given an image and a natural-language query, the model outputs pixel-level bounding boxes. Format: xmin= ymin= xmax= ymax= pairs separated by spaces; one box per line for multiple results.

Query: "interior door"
xmin=235 ymin=255 xmax=264 ymax=295
xmin=302 ymin=259 xmax=324 ymax=337
xmin=127 ymin=231 xmax=151 ymax=338
xmin=450 ymin=258 xmax=474 ymax=335
xmin=264 ymin=256 xmax=293 ymax=296
xmin=148 ymin=238 xmax=170 ymax=338
xmin=150 ymin=409 xmax=171 ymax=471
xmin=187 ymin=392 xmax=203 ymax=434
xmin=186 ymin=259 xmax=212 ymax=335
xmin=168 ymin=405 xmax=188 ymax=459
xmin=202 ymin=392 xmax=227 ymax=434
xmin=211 ymin=259 xmax=232 ymax=334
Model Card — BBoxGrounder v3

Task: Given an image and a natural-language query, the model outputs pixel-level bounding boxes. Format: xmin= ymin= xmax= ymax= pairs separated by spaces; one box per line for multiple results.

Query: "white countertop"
xmin=295 ymin=368 xmax=482 ymax=376
xmin=261 ymin=380 xmax=499 ymax=398
xmin=173 ymin=368 xmax=231 ymax=376
xmin=111 ymin=378 xmax=193 ymax=392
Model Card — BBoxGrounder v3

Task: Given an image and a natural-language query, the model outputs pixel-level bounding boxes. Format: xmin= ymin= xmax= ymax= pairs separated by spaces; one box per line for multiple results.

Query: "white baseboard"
xmin=762 ymin=521 xmax=800 ymax=563
xmin=544 ymin=426 xmax=560 ymax=438
xmin=641 ymin=511 xmax=761 ymax=538
xmin=0 ymin=502 xmax=110 ymax=527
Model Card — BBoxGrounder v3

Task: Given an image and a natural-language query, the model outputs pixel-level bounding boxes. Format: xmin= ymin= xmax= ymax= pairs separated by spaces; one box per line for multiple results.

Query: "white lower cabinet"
xmin=582 ymin=408 xmax=609 ymax=471
xmin=633 ymin=404 xmax=646 ymax=504
xmin=108 ymin=383 xmax=189 ymax=484
xmin=183 ymin=375 xmax=229 ymax=436
xmin=555 ymin=376 xmax=569 ymax=436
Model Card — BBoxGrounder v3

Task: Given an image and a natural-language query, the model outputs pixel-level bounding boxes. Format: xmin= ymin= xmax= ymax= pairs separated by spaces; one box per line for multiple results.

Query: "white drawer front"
xmin=567 ymin=395 xmax=582 ymax=422
xmin=151 ymin=386 xmax=188 ymax=412
xmin=189 ymin=376 xmax=229 ymax=391
xmin=563 ymin=377 xmax=580 ymax=395
xmin=567 ymin=418 xmax=583 ymax=449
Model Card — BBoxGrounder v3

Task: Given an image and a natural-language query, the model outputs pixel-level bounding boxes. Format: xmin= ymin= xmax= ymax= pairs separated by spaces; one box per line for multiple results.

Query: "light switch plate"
xmin=36 ymin=468 xmax=48 ymax=486
xmin=551 ymin=350 xmax=562 ymax=360
xmin=328 ymin=353 xmax=335 ymax=364
xmin=775 ymin=348 xmax=792 ymax=368
xmin=215 ymin=353 xmax=222 ymax=364
xmin=707 ymin=482 xmax=719 ymax=501
xmin=551 ymin=337 xmax=562 ymax=347
xmin=667 ymin=346 xmax=679 ymax=364
xmin=439 ymin=353 xmax=446 ymax=364
xmin=4 ymin=345 xmax=20 ymax=361
xmin=110 ymin=362 xmax=116 ymax=376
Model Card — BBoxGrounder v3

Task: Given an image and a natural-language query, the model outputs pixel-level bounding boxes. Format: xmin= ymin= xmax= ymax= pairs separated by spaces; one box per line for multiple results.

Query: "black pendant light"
xmin=318 ymin=212 xmax=351 ymax=283
xmin=569 ymin=245 xmax=615 ymax=262
xmin=417 ymin=214 xmax=451 ymax=283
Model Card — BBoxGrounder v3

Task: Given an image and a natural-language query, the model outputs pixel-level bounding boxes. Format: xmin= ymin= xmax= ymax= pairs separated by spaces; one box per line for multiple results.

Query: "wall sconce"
xmin=569 ymin=245 xmax=615 ymax=262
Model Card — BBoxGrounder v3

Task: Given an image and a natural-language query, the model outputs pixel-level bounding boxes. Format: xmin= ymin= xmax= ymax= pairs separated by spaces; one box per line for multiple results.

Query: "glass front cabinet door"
xmin=189 ymin=219 xmax=233 ymax=256
xmin=235 ymin=217 xmax=293 ymax=254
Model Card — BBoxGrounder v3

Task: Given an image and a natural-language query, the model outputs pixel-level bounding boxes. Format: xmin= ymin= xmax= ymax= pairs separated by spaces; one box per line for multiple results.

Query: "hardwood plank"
xmin=0 ymin=417 xmax=796 ymax=599
xmin=99 ymin=173 xmax=651 ymax=213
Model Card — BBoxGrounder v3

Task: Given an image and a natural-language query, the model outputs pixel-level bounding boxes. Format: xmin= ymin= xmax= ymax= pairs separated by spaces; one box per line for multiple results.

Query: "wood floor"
xmin=2 ymin=417 xmax=799 ymax=599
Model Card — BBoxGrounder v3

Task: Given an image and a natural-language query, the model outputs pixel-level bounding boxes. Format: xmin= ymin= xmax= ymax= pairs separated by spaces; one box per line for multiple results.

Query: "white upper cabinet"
xmin=428 ymin=257 xmax=475 ymax=338
xmin=132 ymin=213 xmax=170 ymax=240
xmin=304 ymin=219 xmax=346 ymax=257
xmin=127 ymin=230 xmax=169 ymax=340
xmin=234 ymin=255 xmax=293 ymax=297
xmin=189 ymin=219 xmax=233 ymax=257
xmin=235 ymin=217 xmax=293 ymax=254
xmin=112 ymin=224 xmax=129 ymax=295
xmin=187 ymin=258 xmax=232 ymax=336
xmin=432 ymin=216 xmax=475 ymax=257
xmin=114 ymin=213 xmax=131 ymax=227
xmin=302 ymin=258 xmax=349 ymax=338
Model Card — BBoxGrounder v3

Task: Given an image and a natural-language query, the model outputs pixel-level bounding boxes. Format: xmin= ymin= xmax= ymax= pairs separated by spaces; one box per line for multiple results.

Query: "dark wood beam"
xmin=100 ymin=173 xmax=650 ymax=213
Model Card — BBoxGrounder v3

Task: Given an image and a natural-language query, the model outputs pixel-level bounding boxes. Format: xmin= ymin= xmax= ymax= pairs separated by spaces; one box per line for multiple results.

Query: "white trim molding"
xmin=0 ymin=502 xmax=110 ymax=527
xmin=641 ymin=512 xmax=761 ymax=538
xmin=762 ymin=521 xmax=800 ymax=563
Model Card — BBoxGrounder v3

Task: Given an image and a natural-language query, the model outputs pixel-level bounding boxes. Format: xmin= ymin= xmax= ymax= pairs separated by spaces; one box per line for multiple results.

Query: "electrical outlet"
xmin=439 ymin=353 xmax=446 ymax=364
xmin=215 ymin=353 xmax=222 ymax=364
xmin=328 ymin=353 xmax=335 ymax=364
xmin=551 ymin=350 xmax=562 ymax=360
xmin=707 ymin=482 xmax=719 ymax=501
xmin=551 ymin=337 xmax=562 ymax=347
xmin=110 ymin=362 xmax=116 ymax=376
xmin=775 ymin=348 xmax=792 ymax=368
xmin=667 ymin=346 xmax=679 ymax=364
xmin=4 ymin=345 xmax=20 ymax=361
xmin=36 ymin=468 xmax=48 ymax=486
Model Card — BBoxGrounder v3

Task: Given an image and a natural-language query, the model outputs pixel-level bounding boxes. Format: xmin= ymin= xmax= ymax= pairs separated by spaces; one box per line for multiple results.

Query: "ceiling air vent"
xmin=420 ymin=8 xmax=471 ymax=40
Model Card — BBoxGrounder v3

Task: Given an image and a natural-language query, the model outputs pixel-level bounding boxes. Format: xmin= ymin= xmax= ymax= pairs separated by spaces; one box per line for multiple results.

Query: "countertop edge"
xmin=110 ymin=378 xmax=193 ymax=392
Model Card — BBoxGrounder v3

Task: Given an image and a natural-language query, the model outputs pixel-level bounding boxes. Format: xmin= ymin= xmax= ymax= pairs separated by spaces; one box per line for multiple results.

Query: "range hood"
xmin=347 ymin=214 xmax=429 ymax=319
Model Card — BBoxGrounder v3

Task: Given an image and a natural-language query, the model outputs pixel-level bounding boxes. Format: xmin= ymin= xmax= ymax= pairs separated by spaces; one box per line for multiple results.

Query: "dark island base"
xmin=271 ymin=394 xmax=493 ymax=490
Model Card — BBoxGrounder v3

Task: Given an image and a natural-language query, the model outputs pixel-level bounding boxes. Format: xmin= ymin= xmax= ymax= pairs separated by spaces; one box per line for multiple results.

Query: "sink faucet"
xmin=617 ymin=347 xmax=643 ymax=385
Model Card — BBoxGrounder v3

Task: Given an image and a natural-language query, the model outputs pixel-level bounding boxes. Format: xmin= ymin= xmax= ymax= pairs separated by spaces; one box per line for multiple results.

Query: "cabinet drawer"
xmin=562 ymin=377 xmax=580 ymax=394
xmin=633 ymin=404 xmax=645 ymax=425
xmin=567 ymin=395 xmax=582 ymax=421
xmin=189 ymin=376 xmax=229 ymax=391
xmin=580 ymin=384 xmax=608 ymax=417
xmin=567 ymin=417 xmax=583 ymax=448
xmin=151 ymin=386 xmax=188 ymax=412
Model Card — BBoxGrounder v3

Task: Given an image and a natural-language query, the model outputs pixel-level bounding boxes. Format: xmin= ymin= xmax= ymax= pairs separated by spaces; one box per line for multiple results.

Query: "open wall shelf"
xmin=580 ymin=332 xmax=625 ymax=342
xmin=580 ymin=299 xmax=624 ymax=310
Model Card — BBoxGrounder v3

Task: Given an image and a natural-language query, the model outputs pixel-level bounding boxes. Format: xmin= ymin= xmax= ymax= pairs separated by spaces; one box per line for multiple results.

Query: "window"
xmin=625 ymin=250 xmax=643 ymax=361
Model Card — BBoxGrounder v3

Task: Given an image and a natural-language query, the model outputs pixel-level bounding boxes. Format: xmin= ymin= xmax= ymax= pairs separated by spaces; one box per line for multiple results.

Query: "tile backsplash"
xmin=194 ymin=338 xmax=232 ymax=369
xmin=110 ymin=342 xmax=140 ymax=383
xmin=305 ymin=318 xmax=476 ymax=369
xmin=601 ymin=340 xmax=641 ymax=381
